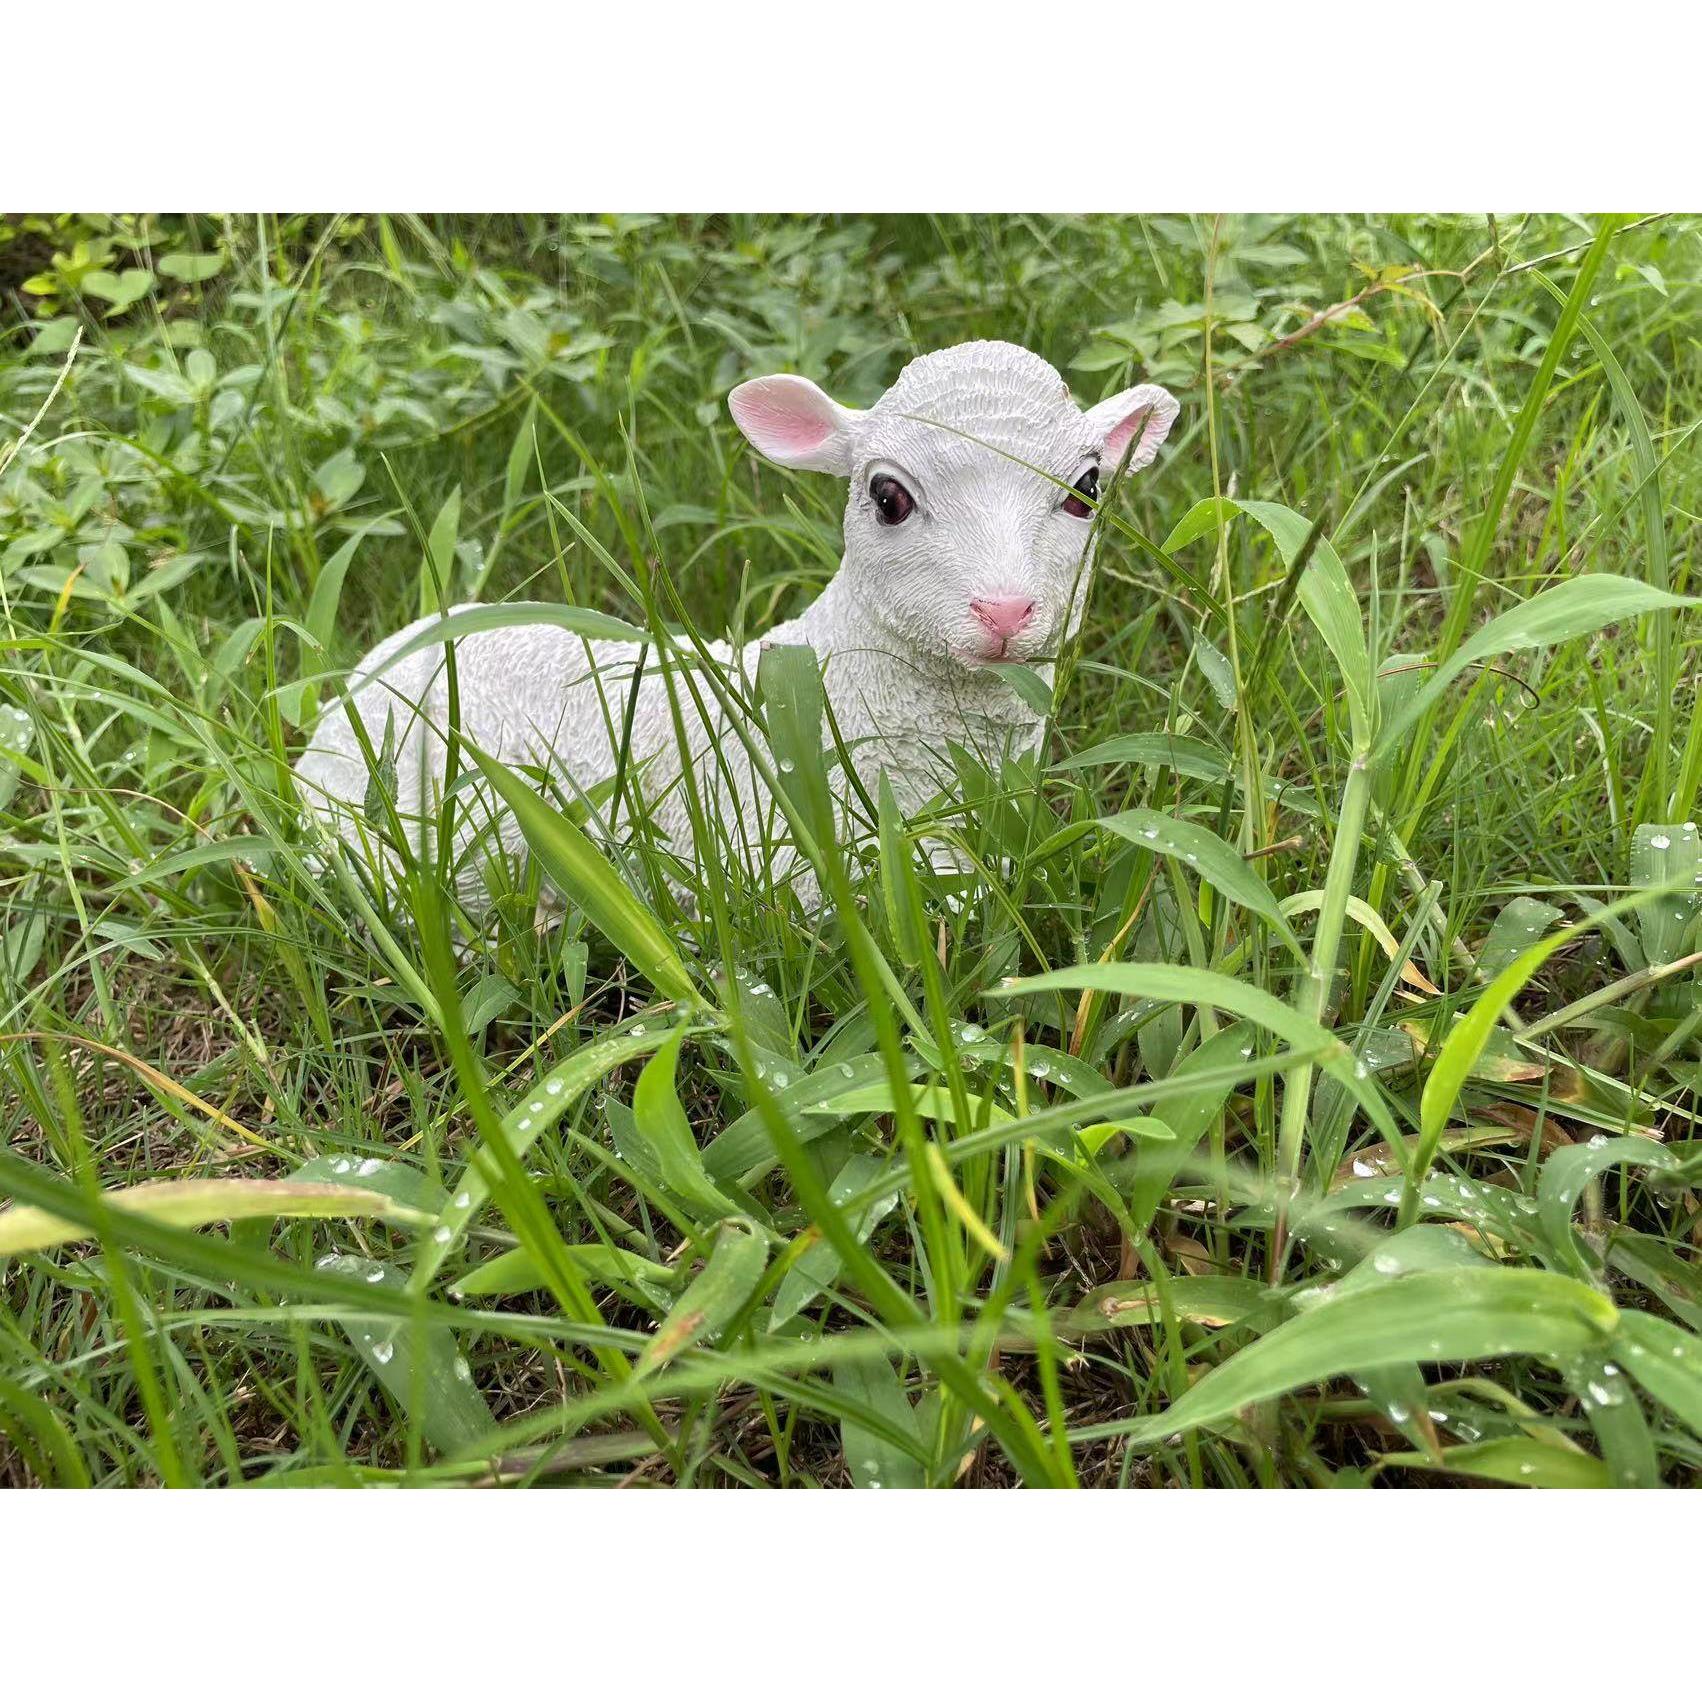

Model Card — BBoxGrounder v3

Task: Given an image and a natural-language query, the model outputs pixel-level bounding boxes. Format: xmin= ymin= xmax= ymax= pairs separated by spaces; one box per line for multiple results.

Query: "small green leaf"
xmin=159 ymin=251 xmax=227 ymax=283
xmin=984 ymin=660 xmax=1054 ymax=717
xmin=312 ymin=448 xmax=366 ymax=508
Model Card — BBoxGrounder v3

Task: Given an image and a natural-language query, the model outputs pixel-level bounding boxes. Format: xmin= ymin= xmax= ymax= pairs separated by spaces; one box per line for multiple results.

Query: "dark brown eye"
xmin=870 ymin=474 xmax=915 ymax=525
xmin=1062 ymin=467 xmax=1099 ymax=518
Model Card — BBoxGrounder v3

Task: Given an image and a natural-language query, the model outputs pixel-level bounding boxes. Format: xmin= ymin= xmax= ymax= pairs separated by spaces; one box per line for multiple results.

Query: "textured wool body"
xmin=294 ymin=340 xmax=1177 ymax=907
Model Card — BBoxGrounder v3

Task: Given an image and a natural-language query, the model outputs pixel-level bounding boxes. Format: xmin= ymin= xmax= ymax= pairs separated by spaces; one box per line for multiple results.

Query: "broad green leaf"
xmin=159 ymin=250 xmax=227 ymax=282
xmin=1478 ymin=896 xmax=1566 ymax=979
xmin=985 ymin=660 xmax=1054 ymax=717
xmin=290 ymin=1155 xmax=444 ymax=1216
xmin=315 ymin=1252 xmax=491 ymax=1455
xmin=771 ymin=1154 xmax=902 ymax=1328
xmin=0 ymin=1177 xmax=428 ymax=1258
xmin=1100 ymin=808 xmax=1303 ymax=957
xmin=468 ymin=745 xmax=697 ymax=1006
xmin=1191 ymin=631 xmax=1237 ymax=709
xmin=1630 ymin=821 xmax=1701 ymax=967
xmin=1378 ymin=1436 xmax=1609 ymax=1489
xmin=1607 ymin=1231 xmax=1702 ymax=1332
xmin=1615 ymin=1309 xmax=1702 ymax=1436
xmin=1538 ymin=1136 xmax=1684 ymax=1279
xmin=1291 ymin=522 xmax=1375 ymax=748
xmin=836 ymin=1355 xmax=926 ymax=1487
xmin=637 ymin=1218 xmax=768 ymax=1372
xmin=1375 ymin=575 xmax=1699 ymax=761
xmin=1112 ymin=1268 xmax=1618 ymax=1447
xmin=1564 ymin=1347 xmax=1658 ymax=1487
xmin=312 ymin=447 xmax=366 ymax=508
xmin=1127 ymin=1023 xmax=1259 ymax=1229
xmin=460 ymin=972 xmax=518 ymax=1037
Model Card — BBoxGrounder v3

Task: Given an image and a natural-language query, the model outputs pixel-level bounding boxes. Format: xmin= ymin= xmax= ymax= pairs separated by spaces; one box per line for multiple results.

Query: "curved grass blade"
xmin=637 ymin=1217 xmax=768 ymax=1374
xmin=1100 ymin=808 xmax=1303 ymax=957
xmin=993 ymin=964 xmax=1403 ymax=1146
xmin=0 ymin=1177 xmax=429 ymax=1258
xmin=467 ymin=744 xmax=697 ymax=1006
xmin=1096 ymin=1268 xmax=1618 ymax=1448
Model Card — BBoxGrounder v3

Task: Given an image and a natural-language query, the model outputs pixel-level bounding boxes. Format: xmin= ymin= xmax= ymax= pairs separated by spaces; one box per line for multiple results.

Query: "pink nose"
xmin=971 ymin=597 xmax=1035 ymax=642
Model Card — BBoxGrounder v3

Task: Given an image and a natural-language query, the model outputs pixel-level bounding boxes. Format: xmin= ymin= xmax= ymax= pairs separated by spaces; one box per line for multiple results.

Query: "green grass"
xmin=2 ymin=211 xmax=1700 ymax=1488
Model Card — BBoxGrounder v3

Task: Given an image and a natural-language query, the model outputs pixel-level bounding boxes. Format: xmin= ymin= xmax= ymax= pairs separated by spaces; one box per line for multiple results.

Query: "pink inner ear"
xmin=1104 ymin=404 xmax=1153 ymax=464
xmin=729 ymin=376 xmax=836 ymax=459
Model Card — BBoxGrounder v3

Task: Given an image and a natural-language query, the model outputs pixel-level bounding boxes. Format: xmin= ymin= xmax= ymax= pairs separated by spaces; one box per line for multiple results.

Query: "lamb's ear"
xmin=728 ymin=374 xmax=858 ymax=475
xmin=1084 ymin=382 xmax=1179 ymax=474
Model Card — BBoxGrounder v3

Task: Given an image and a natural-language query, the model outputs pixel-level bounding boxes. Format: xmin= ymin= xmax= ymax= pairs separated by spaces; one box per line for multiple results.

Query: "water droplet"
xmin=433 ymin=1226 xmax=453 ymax=1245
xmin=365 ymin=1268 xmax=385 ymax=1284
xmin=371 ymin=1339 xmax=395 ymax=1365
xmin=546 ymin=1080 xmax=564 ymax=1095
xmin=454 ymin=1355 xmax=472 ymax=1382
xmin=453 ymin=1190 xmax=471 ymax=1209
xmin=772 ymin=1070 xmax=790 ymax=1088
xmin=959 ymin=1023 xmax=985 ymax=1043
xmin=358 ymin=1158 xmax=382 ymax=1177
xmin=1373 ymin=1252 xmax=1401 ymax=1275
xmin=1588 ymin=1133 xmax=1608 ymax=1148
xmin=331 ymin=1158 xmax=352 ymax=1175
xmin=749 ymin=982 xmax=771 ymax=997
xmin=778 ymin=757 xmax=795 ymax=774
xmin=631 ymin=1023 xmax=647 ymax=1037
xmin=1650 ymin=833 xmax=1671 ymax=851
xmin=517 ymin=1118 xmax=532 ymax=1132
xmin=839 ymin=1063 xmax=855 ymax=1079
xmin=1352 ymin=1158 xmax=1377 ymax=1178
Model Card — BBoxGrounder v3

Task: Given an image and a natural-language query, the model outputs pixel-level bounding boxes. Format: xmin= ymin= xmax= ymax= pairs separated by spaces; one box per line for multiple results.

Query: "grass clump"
xmin=2 ymin=212 xmax=1701 ymax=1488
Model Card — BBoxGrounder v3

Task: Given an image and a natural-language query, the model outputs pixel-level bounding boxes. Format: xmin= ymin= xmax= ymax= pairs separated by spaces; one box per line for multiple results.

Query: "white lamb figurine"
xmin=293 ymin=340 xmax=1178 ymax=909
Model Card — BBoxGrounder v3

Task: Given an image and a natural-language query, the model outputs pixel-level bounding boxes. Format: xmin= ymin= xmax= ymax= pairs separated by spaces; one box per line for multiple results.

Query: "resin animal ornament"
xmin=294 ymin=340 xmax=1178 ymax=907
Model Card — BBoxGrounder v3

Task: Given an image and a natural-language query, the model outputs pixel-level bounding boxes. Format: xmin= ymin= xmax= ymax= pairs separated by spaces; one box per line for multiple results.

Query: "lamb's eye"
xmin=1062 ymin=467 xmax=1099 ymax=518
xmin=869 ymin=474 xmax=915 ymax=526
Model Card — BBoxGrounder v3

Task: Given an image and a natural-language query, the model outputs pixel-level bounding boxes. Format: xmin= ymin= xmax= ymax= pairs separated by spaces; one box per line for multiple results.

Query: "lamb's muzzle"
xmin=293 ymin=340 xmax=1179 ymax=910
